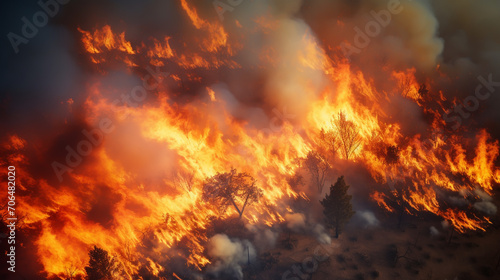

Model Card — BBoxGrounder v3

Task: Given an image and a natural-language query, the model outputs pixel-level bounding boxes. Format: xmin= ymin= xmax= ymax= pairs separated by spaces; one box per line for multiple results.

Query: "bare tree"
xmin=304 ymin=150 xmax=330 ymax=193
xmin=173 ymin=170 xmax=195 ymax=193
xmin=202 ymin=169 xmax=262 ymax=219
xmin=319 ymin=128 xmax=338 ymax=158
xmin=393 ymin=232 xmax=420 ymax=267
xmin=333 ymin=112 xmax=361 ymax=160
xmin=64 ymin=264 xmax=78 ymax=280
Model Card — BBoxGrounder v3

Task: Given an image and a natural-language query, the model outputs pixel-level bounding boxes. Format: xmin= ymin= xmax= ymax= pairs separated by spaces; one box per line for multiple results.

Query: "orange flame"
xmin=3 ymin=1 xmax=499 ymax=278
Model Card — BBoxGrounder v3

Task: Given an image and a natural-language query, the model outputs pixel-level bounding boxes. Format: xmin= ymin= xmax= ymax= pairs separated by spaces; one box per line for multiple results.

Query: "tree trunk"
xmin=229 ymin=197 xmax=243 ymax=219
xmin=239 ymin=193 xmax=251 ymax=219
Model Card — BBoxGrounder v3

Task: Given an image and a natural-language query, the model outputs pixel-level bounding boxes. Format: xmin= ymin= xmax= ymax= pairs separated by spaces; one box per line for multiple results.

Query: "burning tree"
xmin=202 ymin=169 xmax=262 ymax=219
xmin=321 ymin=176 xmax=355 ymax=238
xmin=64 ymin=265 xmax=78 ymax=280
xmin=173 ymin=170 xmax=195 ymax=193
xmin=85 ymin=246 xmax=115 ymax=280
xmin=304 ymin=150 xmax=330 ymax=193
xmin=333 ymin=112 xmax=361 ymax=160
xmin=319 ymin=127 xmax=338 ymax=158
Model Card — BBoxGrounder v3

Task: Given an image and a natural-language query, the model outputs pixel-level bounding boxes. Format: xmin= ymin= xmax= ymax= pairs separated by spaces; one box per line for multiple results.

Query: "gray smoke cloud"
xmin=246 ymin=224 xmax=280 ymax=251
xmin=474 ymin=201 xmax=497 ymax=215
xmin=473 ymin=189 xmax=497 ymax=215
xmin=206 ymin=234 xmax=257 ymax=280
xmin=430 ymin=226 xmax=439 ymax=236
xmin=3 ymin=0 xmax=500 ymax=136
xmin=356 ymin=210 xmax=380 ymax=227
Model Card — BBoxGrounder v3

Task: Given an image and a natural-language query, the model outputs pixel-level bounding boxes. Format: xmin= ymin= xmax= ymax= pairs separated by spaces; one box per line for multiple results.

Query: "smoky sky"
xmin=2 ymin=0 xmax=500 ymax=141
xmin=0 ymin=0 xmax=181 ymax=134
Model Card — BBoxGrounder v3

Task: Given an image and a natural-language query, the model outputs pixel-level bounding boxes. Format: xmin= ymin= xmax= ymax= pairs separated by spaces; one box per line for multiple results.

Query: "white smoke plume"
xmin=473 ymin=189 xmax=497 ymax=215
xmin=356 ymin=210 xmax=380 ymax=227
xmin=474 ymin=201 xmax=497 ymax=216
xmin=246 ymin=224 xmax=280 ymax=251
xmin=313 ymin=224 xmax=332 ymax=245
xmin=207 ymin=234 xmax=257 ymax=280
xmin=430 ymin=226 xmax=440 ymax=236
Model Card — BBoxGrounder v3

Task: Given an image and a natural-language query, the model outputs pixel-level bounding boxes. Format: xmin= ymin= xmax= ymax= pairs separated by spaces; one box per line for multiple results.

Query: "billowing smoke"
xmin=473 ymin=189 xmax=497 ymax=215
xmin=429 ymin=226 xmax=440 ymax=236
xmin=313 ymin=224 xmax=332 ymax=245
xmin=206 ymin=234 xmax=257 ymax=280
xmin=3 ymin=0 xmax=500 ymax=152
xmin=474 ymin=201 xmax=497 ymax=216
xmin=301 ymin=0 xmax=500 ymax=137
xmin=246 ymin=224 xmax=280 ymax=251
xmin=355 ymin=210 xmax=380 ymax=228
xmin=3 ymin=0 xmax=500 ymax=131
xmin=283 ymin=212 xmax=332 ymax=244
xmin=446 ymin=189 xmax=497 ymax=216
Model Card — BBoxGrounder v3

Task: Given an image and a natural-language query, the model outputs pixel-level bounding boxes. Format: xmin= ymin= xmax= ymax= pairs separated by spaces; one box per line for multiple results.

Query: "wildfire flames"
xmin=1 ymin=0 xmax=499 ymax=279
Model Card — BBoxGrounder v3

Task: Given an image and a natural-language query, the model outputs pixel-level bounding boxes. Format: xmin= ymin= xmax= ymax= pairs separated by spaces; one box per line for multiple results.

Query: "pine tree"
xmin=320 ymin=176 xmax=355 ymax=238
xmin=85 ymin=246 xmax=114 ymax=280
